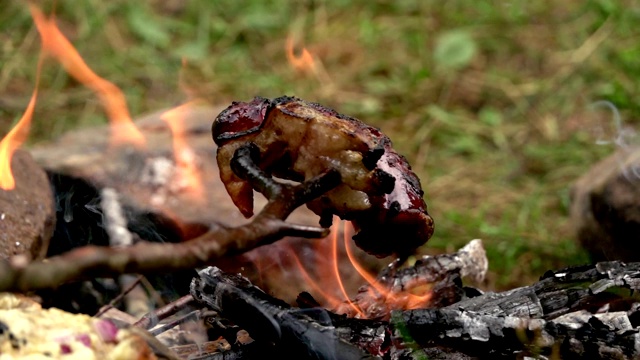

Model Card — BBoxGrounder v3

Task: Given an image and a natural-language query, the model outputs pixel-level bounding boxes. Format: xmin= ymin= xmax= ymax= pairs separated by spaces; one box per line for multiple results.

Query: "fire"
xmin=287 ymin=219 xmax=364 ymax=316
xmin=285 ymin=36 xmax=332 ymax=86
xmin=0 ymin=56 xmax=44 ymax=190
xmin=285 ymin=219 xmax=433 ymax=319
xmin=29 ymin=4 xmax=145 ymax=148
xmin=286 ymin=36 xmax=317 ymax=75
xmin=160 ymin=101 xmax=205 ymax=200
xmin=330 ymin=220 xmax=366 ymax=317
xmin=342 ymin=222 xmax=433 ymax=314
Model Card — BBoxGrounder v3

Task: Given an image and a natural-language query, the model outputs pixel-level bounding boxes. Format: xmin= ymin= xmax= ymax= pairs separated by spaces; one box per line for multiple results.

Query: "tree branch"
xmin=0 ymin=144 xmax=341 ymax=292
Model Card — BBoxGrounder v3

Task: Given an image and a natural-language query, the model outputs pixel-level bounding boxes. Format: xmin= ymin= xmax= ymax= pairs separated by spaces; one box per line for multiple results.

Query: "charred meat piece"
xmin=212 ymin=96 xmax=434 ymax=257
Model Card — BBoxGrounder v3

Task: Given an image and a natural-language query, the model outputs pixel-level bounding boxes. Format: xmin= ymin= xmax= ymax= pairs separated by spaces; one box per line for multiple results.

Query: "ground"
xmin=1 ymin=0 xmax=639 ymax=290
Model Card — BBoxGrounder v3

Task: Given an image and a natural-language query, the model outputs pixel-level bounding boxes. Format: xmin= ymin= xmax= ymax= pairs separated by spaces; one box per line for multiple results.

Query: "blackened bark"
xmin=394 ymin=261 xmax=640 ymax=358
xmin=191 ymin=267 xmax=383 ymax=360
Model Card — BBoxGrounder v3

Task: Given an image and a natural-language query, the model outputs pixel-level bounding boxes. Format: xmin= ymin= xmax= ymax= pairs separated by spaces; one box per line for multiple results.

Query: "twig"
xmin=94 ymin=274 xmax=144 ymax=318
xmin=149 ymin=309 xmax=216 ymax=336
xmin=134 ymin=294 xmax=196 ymax=329
xmin=0 ymin=143 xmax=341 ymax=293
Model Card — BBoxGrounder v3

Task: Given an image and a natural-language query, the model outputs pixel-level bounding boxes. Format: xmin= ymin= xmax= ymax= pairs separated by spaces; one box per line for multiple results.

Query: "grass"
xmin=1 ymin=0 xmax=638 ymax=290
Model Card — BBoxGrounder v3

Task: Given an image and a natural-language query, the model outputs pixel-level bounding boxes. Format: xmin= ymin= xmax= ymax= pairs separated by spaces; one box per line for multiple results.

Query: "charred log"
xmin=191 ymin=267 xmax=383 ymax=360
xmin=393 ymin=261 xmax=640 ymax=358
xmin=393 ymin=307 xmax=640 ymax=359
xmin=334 ymin=239 xmax=487 ymax=320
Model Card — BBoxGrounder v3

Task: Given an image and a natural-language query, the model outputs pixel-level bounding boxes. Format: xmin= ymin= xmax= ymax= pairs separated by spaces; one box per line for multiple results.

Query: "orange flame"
xmin=286 ymin=36 xmax=317 ymax=75
xmin=331 ymin=220 xmax=366 ymax=317
xmin=285 ymin=219 xmax=355 ymax=309
xmin=160 ymin=101 xmax=205 ymax=200
xmin=29 ymin=4 xmax=145 ymax=148
xmin=343 ymin=222 xmax=433 ymax=314
xmin=0 ymin=56 xmax=44 ymax=190
xmin=285 ymin=35 xmax=333 ymax=89
xmin=283 ymin=219 xmax=433 ymax=319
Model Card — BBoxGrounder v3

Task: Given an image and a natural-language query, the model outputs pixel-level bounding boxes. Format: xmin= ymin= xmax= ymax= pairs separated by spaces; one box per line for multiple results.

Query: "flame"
xmin=253 ymin=218 xmax=434 ymax=319
xmin=343 ymin=222 xmax=433 ymax=314
xmin=160 ymin=101 xmax=205 ymax=200
xmin=29 ymin=4 xmax=145 ymax=148
xmin=0 ymin=56 xmax=44 ymax=190
xmin=286 ymin=219 xmax=359 ymax=312
xmin=331 ymin=221 xmax=366 ymax=317
xmin=286 ymin=36 xmax=317 ymax=75
xmin=285 ymin=35 xmax=333 ymax=89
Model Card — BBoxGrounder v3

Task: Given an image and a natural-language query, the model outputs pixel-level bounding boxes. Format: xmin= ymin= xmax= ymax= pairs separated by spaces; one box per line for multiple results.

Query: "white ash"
xmin=456 ymin=239 xmax=488 ymax=284
xmin=139 ymin=154 xmax=205 ymax=203
xmin=140 ymin=156 xmax=175 ymax=188
xmin=100 ymin=188 xmax=133 ymax=247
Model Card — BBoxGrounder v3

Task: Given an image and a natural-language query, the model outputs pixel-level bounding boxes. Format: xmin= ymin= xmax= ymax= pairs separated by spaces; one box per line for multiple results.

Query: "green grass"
xmin=1 ymin=0 xmax=638 ymax=289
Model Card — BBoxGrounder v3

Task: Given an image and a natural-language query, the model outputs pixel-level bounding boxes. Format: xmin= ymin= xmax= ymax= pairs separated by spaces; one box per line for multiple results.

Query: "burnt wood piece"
xmin=191 ymin=267 xmax=383 ymax=360
xmin=393 ymin=261 xmax=640 ymax=358
xmin=188 ymin=262 xmax=640 ymax=359
xmin=0 ymin=149 xmax=54 ymax=260
xmin=449 ymin=261 xmax=640 ymax=320
xmin=334 ymin=239 xmax=487 ymax=320
xmin=135 ymin=294 xmax=197 ymax=330
xmin=393 ymin=307 xmax=639 ymax=359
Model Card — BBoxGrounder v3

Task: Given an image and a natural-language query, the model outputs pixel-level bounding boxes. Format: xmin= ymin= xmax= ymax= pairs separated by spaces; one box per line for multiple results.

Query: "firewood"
xmin=394 ymin=261 xmax=640 ymax=358
xmin=0 ymin=136 xmax=344 ymax=293
xmin=334 ymin=239 xmax=487 ymax=320
xmin=191 ymin=266 xmax=382 ymax=360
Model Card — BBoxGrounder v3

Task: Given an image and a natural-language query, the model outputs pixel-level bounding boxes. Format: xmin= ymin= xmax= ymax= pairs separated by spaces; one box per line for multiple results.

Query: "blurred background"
xmin=1 ymin=0 xmax=639 ymax=290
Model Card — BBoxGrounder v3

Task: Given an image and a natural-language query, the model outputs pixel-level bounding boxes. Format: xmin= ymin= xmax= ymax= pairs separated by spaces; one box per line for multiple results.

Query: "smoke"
xmin=588 ymin=100 xmax=640 ymax=180
xmin=589 ymin=100 xmax=637 ymax=148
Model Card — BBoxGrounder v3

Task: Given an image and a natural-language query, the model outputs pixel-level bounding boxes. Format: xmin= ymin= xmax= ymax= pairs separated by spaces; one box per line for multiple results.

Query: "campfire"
xmin=1 ymin=4 xmax=640 ymax=360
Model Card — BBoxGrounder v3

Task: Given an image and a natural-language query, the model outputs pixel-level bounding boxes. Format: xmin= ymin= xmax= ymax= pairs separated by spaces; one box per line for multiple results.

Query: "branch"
xmin=0 ymin=144 xmax=341 ymax=292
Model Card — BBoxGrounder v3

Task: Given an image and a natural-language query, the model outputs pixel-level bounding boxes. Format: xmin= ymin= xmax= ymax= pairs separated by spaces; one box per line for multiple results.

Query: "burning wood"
xmin=0 ymin=162 xmax=336 ymax=292
xmin=333 ymin=239 xmax=487 ymax=320
xmin=393 ymin=261 xmax=640 ymax=359
xmin=190 ymin=266 xmax=383 ymax=360
xmin=181 ymin=260 xmax=640 ymax=359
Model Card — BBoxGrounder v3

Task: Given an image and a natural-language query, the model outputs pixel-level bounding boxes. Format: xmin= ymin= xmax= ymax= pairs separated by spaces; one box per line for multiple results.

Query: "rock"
xmin=0 ymin=149 xmax=54 ymax=260
xmin=570 ymin=147 xmax=640 ymax=262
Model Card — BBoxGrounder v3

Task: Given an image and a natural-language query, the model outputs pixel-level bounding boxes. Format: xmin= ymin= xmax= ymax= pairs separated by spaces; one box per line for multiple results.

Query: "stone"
xmin=570 ymin=147 xmax=640 ymax=262
xmin=0 ymin=149 xmax=54 ymax=260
